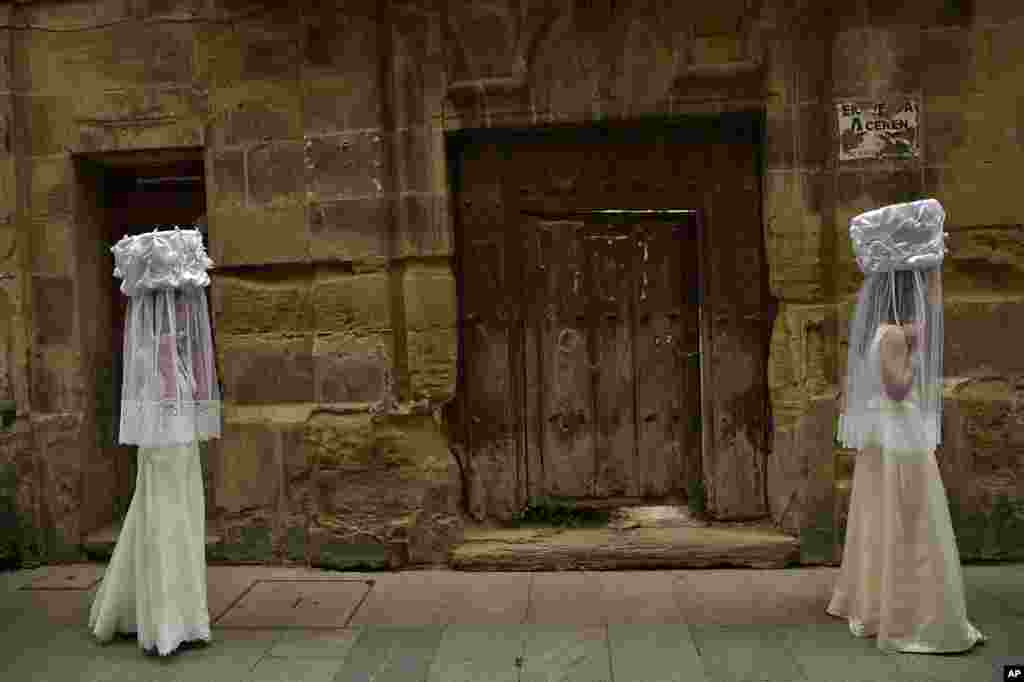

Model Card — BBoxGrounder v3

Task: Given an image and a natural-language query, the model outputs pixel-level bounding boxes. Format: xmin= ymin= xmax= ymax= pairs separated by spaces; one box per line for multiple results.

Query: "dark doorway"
xmin=74 ymin=148 xmax=208 ymax=543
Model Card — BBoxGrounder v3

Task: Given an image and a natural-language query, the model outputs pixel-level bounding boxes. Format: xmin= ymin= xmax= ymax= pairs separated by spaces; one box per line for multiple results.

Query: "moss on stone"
xmin=311 ymin=541 xmax=388 ymax=571
xmin=799 ymin=509 xmax=836 ymax=565
xmin=47 ymin=526 xmax=83 ymax=563
xmin=211 ymin=525 xmax=273 ymax=563
xmin=285 ymin=526 xmax=306 ymax=562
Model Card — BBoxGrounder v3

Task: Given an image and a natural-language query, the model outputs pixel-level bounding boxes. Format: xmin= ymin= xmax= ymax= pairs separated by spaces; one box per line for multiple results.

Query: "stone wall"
xmin=2 ymin=0 xmax=1022 ymax=566
xmin=767 ymin=0 xmax=1024 ymax=563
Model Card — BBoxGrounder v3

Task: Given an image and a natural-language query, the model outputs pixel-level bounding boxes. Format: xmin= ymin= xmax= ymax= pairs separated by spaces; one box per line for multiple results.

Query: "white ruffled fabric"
xmin=112 ymin=229 xmax=212 ymax=297
xmin=828 ymin=332 xmax=985 ymax=653
xmin=848 ymin=198 xmax=947 ymax=275
xmin=89 ymin=442 xmax=211 ymax=656
xmin=113 ymin=229 xmax=221 ymax=449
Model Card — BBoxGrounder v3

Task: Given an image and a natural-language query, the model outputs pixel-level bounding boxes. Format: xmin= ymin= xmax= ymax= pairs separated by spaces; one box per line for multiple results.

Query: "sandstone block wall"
xmin=1 ymin=0 xmax=1021 ymax=566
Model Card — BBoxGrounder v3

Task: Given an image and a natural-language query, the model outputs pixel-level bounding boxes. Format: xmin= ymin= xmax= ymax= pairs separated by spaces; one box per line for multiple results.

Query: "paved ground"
xmin=1 ymin=561 xmax=1022 ymax=682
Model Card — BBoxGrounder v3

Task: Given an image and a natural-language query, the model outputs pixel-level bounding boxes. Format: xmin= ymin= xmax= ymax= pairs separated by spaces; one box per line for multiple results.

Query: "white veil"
xmin=112 ymin=228 xmax=221 ymax=448
xmin=838 ymin=199 xmax=947 ymax=453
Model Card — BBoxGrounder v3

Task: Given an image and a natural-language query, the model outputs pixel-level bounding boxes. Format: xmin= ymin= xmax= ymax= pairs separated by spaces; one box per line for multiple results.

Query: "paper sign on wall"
xmin=837 ymin=100 xmax=919 ymax=161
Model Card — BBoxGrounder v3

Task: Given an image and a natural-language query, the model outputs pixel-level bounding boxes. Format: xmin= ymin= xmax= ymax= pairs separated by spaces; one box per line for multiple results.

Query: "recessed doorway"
xmin=448 ymin=114 xmax=771 ymax=523
xmin=74 ymin=148 xmax=208 ymax=553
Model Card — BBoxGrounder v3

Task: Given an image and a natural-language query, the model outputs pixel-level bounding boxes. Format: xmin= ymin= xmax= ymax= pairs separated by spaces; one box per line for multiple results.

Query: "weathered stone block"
xmin=921 ymin=27 xmax=979 ymax=96
xmin=215 ymin=276 xmax=304 ymax=338
xmin=308 ymin=198 xmax=389 ymax=264
xmin=871 ymin=26 xmax=922 ymax=94
xmin=210 ymin=148 xmax=245 ymax=210
xmin=133 ymin=0 xmax=206 ymax=22
xmin=924 ymin=161 xmax=1021 ymax=229
xmin=956 ymin=378 xmax=1024 ymax=463
xmin=0 ymin=156 xmax=15 ymax=225
xmin=212 ymin=421 xmax=281 ymax=514
xmin=29 ymin=158 xmax=73 ymax=220
xmin=279 ymin=418 xmax=313 ymax=555
xmin=943 ymin=225 xmax=1024 ymax=294
xmin=248 ymin=141 xmax=304 ymax=206
xmin=403 ymin=264 xmax=456 ymax=332
xmin=768 ymin=303 xmax=836 ymax=430
xmin=18 ymin=20 xmax=193 ymax=92
xmin=940 ymin=378 xmax=1024 ymax=560
xmin=75 ymin=114 xmax=204 ymax=154
xmin=211 ymin=519 xmax=274 ymax=563
xmin=79 ymin=443 xmax=117 ymax=540
xmin=832 ymin=29 xmax=872 ymax=98
xmin=944 ymin=296 xmax=1024 ymax=376
xmin=211 ymin=271 xmax=313 ymax=335
xmin=32 ymin=350 xmax=82 ymax=415
xmin=396 ymin=194 xmax=453 ymax=259
xmin=922 ymin=94 xmax=967 ymax=165
xmin=786 ymin=394 xmax=840 ymax=565
xmin=313 ymin=332 xmax=392 ymax=405
xmin=860 ymin=168 xmax=921 ymax=208
xmin=974 ymin=0 xmax=1024 ymax=24
xmin=305 ymin=410 xmax=462 ymax=567
xmin=0 ymin=422 xmax=40 ymax=565
xmin=791 ymin=25 xmax=829 ymax=104
xmin=303 ymin=73 xmax=382 ymax=135
xmin=199 ymin=11 xmax=300 ymax=87
xmin=0 ymin=31 xmax=11 ymax=95
xmin=392 ymin=22 xmax=446 ymax=129
xmin=608 ymin=23 xmax=675 ymax=118
xmin=796 ymin=102 xmax=831 ymax=170
xmin=768 ymin=393 xmax=837 ymax=540
xmin=692 ymin=34 xmax=743 ymax=67
xmin=764 ymin=171 xmax=826 ymax=301
xmin=311 ymin=270 xmax=390 ymax=333
xmin=986 ymin=19 xmax=1024 ymax=84
xmin=218 ymin=333 xmax=315 ymax=404
xmin=407 ymin=328 xmax=456 ymax=401
xmin=302 ymin=4 xmax=382 ymax=130
xmin=308 ymin=527 xmax=394 ymax=570
xmin=209 ymin=81 xmax=302 ymax=147
xmin=305 ymin=412 xmax=375 ymax=471
xmin=765 ymin=109 xmax=795 ymax=170
xmin=397 ymin=127 xmax=438 ymax=194
xmin=303 ymin=3 xmax=377 ymax=70
xmin=374 ymin=413 xmax=455 ymax=477
xmin=14 ymin=95 xmax=72 ymax=156
xmin=209 ymin=203 xmax=308 ymax=267
xmin=306 ymin=411 xmax=454 ymax=477
xmin=30 ymin=217 xmax=75 ymax=276
xmin=445 ymin=4 xmax=520 ymax=82
xmin=32 ymin=413 xmax=88 ymax=561
xmin=32 ymin=276 xmax=74 ymax=346
xmin=305 ymin=132 xmax=391 ymax=200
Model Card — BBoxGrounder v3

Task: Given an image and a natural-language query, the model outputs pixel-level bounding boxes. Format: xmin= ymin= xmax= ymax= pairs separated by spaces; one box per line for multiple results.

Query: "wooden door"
xmin=520 ymin=216 xmax=700 ymax=501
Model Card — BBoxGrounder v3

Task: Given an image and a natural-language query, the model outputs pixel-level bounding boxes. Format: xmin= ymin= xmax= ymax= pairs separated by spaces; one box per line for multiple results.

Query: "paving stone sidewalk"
xmin=1 ymin=562 xmax=1021 ymax=682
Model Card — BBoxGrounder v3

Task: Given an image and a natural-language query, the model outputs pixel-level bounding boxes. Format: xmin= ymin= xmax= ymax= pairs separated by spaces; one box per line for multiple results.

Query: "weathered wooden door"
xmin=452 ymin=117 xmax=768 ymax=521
xmin=521 ymin=216 xmax=701 ymax=501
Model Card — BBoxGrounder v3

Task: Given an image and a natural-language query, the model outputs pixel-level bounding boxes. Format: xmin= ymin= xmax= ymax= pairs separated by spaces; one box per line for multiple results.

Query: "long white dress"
xmin=88 ymin=441 xmax=211 ymax=655
xmin=827 ymin=328 xmax=985 ymax=653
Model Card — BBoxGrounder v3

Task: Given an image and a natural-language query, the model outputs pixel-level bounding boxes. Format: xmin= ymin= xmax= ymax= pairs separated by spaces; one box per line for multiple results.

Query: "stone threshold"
xmin=450 ymin=506 xmax=800 ymax=571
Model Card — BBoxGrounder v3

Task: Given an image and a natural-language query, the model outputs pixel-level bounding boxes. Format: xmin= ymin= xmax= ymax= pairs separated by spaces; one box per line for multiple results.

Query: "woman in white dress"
xmin=828 ymin=199 xmax=985 ymax=653
xmin=89 ymin=227 xmax=221 ymax=656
